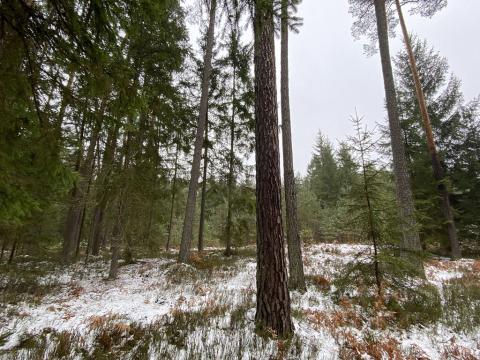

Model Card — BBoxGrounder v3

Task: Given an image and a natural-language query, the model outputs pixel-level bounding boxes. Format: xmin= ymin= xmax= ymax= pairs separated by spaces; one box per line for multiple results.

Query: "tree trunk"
xmin=225 ymin=45 xmax=237 ymax=258
xmin=0 ymin=239 xmax=6 ymax=261
xmin=178 ymin=0 xmax=217 ymax=263
xmin=254 ymin=0 xmax=293 ymax=338
xmin=108 ymin=219 xmax=122 ymax=280
xmin=90 ymin=124 xmax=118 ymax=256
xmin=281 ymin=0 xmax=306 ymax=292
xmin=373 ymin=0 xmax=423 ymax=257
xmin=108 ymin=128 xmax=132 ymax=279
xmin=166 ymin=145 xmax=179 ymax=251
xmin=198 ymin=117 xmax=209 ymax=252
xmin=62 ymin=115 xmax=86 ymax=262
xmin=395 ymin=0 xmax=461 ymax=260
xmin=8 ymin=239 xmax=17 ymax=264
xmin=63 ymin=99 xmax=105 ymax=261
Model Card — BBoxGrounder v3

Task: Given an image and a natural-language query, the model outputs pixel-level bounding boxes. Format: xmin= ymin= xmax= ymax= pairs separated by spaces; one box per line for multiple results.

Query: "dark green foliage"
xmin=395 ymin=38 xmax=480 ymax=253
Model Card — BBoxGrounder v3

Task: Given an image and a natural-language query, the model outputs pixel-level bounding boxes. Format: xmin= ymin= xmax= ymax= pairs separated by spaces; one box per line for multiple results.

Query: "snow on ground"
xmin=0 ymin=244 xmax=479 ymax=359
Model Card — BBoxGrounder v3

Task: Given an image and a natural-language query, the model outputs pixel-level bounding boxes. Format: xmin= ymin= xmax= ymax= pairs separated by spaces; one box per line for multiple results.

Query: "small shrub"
xmin=385 ymin=284 xmax=442 ymax=329
xmin=443 ymin=277 xmax=480 ymax=333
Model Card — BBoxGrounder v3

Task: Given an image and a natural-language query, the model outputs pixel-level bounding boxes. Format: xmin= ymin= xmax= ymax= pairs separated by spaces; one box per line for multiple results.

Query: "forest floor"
xmin=0 ymin=243 xmax=479 ymax=359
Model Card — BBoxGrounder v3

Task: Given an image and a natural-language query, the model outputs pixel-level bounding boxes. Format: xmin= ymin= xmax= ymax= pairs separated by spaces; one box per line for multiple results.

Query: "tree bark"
xmin=373 ymin=0 xmax=423 ymax=257
xmin=395 ymin=0 xmax=461 ymax=260
xmin=198 ymin=116 xmax=209 ymax=252
xmin=281 ymin=0 xmax=306 ymax=292
xmin=166 ymin=145 xmax=179 ymax=251
xmin=178 ymin=0 xmax=217 ymax=263
xmin=254 ymin=0 xmax=293 ymax=337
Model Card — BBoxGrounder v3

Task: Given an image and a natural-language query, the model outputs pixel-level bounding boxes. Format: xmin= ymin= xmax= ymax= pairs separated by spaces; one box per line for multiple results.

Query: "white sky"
xmin=287 ymin=1 xmax=480 ymax=174
xmin=185 ymin=1 xmax=480 ymax=176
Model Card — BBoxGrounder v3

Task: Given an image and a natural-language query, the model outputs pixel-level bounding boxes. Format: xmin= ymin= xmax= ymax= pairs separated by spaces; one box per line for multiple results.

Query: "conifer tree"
xmin=280 ymin=0 xmax=306 ymax=291
xmin=179 ymin=0 xmax=218 ymax=263
xmin=394 ymin=0 xmax=460 ymax=259
xmin=254 ymin=0 xmax=293 ymax=337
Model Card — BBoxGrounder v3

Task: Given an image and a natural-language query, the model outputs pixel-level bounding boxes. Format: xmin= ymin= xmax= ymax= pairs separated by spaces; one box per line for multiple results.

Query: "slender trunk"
xmin=281 ymin=0 xmax=306 ymax=292
xmin=254 ymin=0 xmax=293 ymax=337
xmin=178 ymin=0 xmax=217 ymax=263
xmin=108 ymin=219 xmax=121 ymax=279
xmin=0 ymin=239 xmax=6 ymax=261
xmin=75 ymin=203 xmax=87 ymax=257
xmin=373 ymin=0 xmax=423 ymax=259
xmin=90 ymin=124 xmax=118 ymax=256
xmin=8 ymin=239 xmax=17 ymax=264
xmin=108 ymin=112 xmax=135 ymax=279
xmin=198 ymin=116 xmax=209 ymax=252
xmin=395 ymin=0 xmax=460 ymax=260
xmin=53 ymin=71 xmax=75 ymax=152
xmin=357 ymin=125 xmax=382 ymax=296
xmin=166 ymin=145 xmax=179 ymax=251
xmin=62 ymin=114 xmax=86 ymax=261
xmin=63 ymin=100 xmax=105 ymax=261
xmin=225 ymin=69 xmax=235 ymax=257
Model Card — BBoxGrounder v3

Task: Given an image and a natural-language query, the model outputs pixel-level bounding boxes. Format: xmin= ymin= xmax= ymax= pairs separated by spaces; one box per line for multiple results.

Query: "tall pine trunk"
xmin=198 ymin=117 xmax=209 ymax=252
xmin=166 ymin=145 xmax=179 ymax=251
xmin=178 ymin=0 xmax=217 ymax=263
xmin=395 ymin=0 xmax=461 ymax=260
xmin=281 ymin=0 xmax=306 ymax=292
xmin=373 ymin=0 xmax=423 ymax=259
xmin=254 ymin=0 xmax=293 ymax=337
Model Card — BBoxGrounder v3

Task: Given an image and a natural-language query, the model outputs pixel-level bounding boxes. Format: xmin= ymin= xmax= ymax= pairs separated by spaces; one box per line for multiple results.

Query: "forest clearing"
xmin=1 ymin=0 xmax=479 ymax=359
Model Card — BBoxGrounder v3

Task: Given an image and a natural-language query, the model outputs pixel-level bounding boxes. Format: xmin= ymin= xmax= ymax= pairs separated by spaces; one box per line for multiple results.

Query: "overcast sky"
xmin=186 ymin=1 xmax=480 ymax=176
xmin=286 ymin=1 xmax=480 ymax=175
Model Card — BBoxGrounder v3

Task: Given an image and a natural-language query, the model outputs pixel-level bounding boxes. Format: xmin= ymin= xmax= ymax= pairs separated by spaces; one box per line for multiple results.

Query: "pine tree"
xmin=280 ymin=0 xmax=306 ymax=292
xmin=179 ymin=0 xmax=218 ymax=263
xmin=254 ymin=0 xmax=293 ymax=337
xmin=394 ymin=0 xmax=460 ymax=259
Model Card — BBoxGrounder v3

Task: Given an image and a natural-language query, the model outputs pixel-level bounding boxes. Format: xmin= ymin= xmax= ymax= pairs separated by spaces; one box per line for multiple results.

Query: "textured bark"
xmin=254 ymin=0 xmax=293 ymax=337
xmin=395 ymin=0 xmax=461 ymax=260
xmin=281 ymin=0 xmax=306 ymax=292
xmin=373 ymin=0 xmax=422 ymax=255
xmin=166 ymin=145 xmax=179 ymax=251
xmin=198 ymin=117 xmax=209 ymax=252
xmin=178 ymin=0 xmax=217 ymax=263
